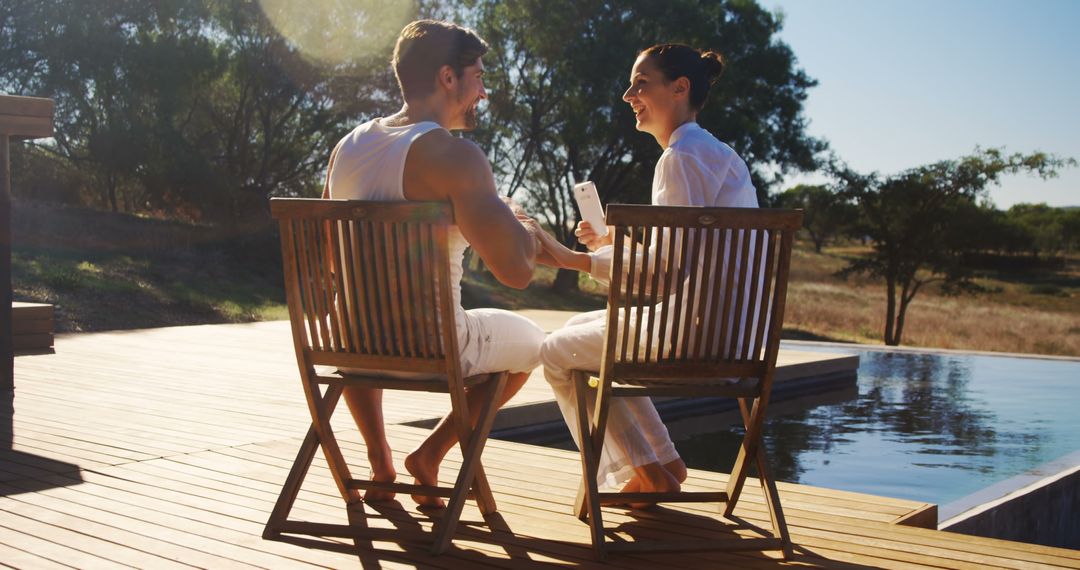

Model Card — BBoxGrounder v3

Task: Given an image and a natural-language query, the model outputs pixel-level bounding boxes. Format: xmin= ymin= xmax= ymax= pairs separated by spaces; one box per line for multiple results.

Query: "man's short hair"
xmin=392 ymin=20 xmax=489 ymax=100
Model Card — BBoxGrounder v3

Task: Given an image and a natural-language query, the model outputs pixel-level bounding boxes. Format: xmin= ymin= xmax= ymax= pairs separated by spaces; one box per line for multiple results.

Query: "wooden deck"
xmin=3 ymin=320 xmax=1079 ymax=569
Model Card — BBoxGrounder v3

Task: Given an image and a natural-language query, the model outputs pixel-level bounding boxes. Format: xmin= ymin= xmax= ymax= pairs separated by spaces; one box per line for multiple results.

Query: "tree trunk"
xmin=551 ymin=267 xmax=580 ymax=293
xmin=883 ymin=276 xmax=898 ymax=346
xmin=893 ymin=297 xmax=911 ymax=347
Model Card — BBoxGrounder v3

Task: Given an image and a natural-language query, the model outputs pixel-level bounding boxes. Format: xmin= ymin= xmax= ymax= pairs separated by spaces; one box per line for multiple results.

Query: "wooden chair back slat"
xmin=328 ymin=221 xmax=350 ymax=351
xmin=618 ymin=228 xmax=637 ymax=362
xmin=433 ymin=223 xmax=462 ymax=381
xmin=395 ymin=224 xmax=417 ymax=357
xmin=690 ymin=226 xmax=719 ymax=359
xmin=271 ymin=198 xmax=456 ymax=371
xmin=334 ymin=221 xmax=357 ymax=352
xmin=741 ymin=229 xmax=773 ymax=362
xmin=653 ymin=227 xmax=679 ymax=363
xmin=727 ymin=227 xmax=753 ymax=360
xmin=299 ymin=220 xmax=329 ymax=350
xmin=630 ymin=225 xmax=652 ymax=362
xmin=417 ymin=224 xmax=437 ymax=358
xmin=601 ymin=205 xmax=802 ymax=382
xmin=349 ymin=221 xmax=375 ymax=351
xmin=677 ymin=226 xmax=705 ymax=359
xmin=317 ymin=220 xmax=341 ymax=350
xmin=642 ymin=226 xmax=665 ymax=363
xmin=370 ymin=222 xmax=396 ymax=355
xmin=702 ymin=228 xmax=727 ymax=359
xmin=667 ymin=227 xmax=691 ymax=361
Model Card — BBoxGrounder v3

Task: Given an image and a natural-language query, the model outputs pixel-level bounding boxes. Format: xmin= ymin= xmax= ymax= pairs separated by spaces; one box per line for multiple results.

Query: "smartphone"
xmin=573 ymin=181 xmax=608 ymax=237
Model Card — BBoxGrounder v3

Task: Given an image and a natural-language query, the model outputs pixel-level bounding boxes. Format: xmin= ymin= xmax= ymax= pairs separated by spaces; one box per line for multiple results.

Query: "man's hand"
xmin=575 ymin=220 xmax=615 ymax=251
xmin=514 ymin=213 xmax=545 ymax=260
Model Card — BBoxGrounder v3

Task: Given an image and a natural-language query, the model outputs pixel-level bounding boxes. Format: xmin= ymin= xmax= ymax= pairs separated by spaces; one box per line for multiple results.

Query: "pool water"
xmin=669 ymin=346 xmax=1080 ymax=512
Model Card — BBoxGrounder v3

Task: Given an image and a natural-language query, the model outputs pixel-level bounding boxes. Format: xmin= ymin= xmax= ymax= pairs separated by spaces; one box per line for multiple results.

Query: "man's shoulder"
xmin=404 ymin=130 xmax=493 ymax=200
xmin=411 ymin=129 xmax=488 ymax=170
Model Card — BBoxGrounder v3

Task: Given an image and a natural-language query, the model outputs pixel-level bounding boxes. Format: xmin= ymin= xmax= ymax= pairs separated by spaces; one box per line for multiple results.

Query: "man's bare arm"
xmin=447 ymin=145 xmax=537 ymax=288
xmin=407 ymin=134 xmax=537 ymax=289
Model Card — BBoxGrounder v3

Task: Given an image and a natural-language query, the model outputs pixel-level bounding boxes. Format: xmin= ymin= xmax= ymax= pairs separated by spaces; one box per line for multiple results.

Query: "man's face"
xmin=455 ymin=58 xmax=487 ymax=130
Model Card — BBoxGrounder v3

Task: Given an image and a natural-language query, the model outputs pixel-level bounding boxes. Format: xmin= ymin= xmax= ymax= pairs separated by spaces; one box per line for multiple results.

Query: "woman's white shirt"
xmin=588 ymin=121 xmax=757 ymax=281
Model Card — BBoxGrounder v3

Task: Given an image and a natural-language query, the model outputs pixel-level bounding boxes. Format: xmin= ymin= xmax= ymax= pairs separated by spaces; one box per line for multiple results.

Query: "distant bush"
xmin=1029 ymin=284 xmax=1066 ymax=296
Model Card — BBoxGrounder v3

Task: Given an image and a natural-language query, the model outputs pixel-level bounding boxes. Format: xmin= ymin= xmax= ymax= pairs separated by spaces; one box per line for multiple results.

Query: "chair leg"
xmin=724 ymin=397 xmax=762 ymax=516
xmin=754 ymin=440 xmax=792 ymax=559
xmin=573 ymin=479 xmax=587 ymax=521
xmin=265 ymin=384 xmax=347 ymax=538
xmin=573 ymin=374 xmax=606 ymax=561
xmin=302 ymin=382 xmax=361 ymax=505
xmin=263 ymin=424 xmax=321 ymax=539
xmin=431 ymin=372 xmax=507 ymax=555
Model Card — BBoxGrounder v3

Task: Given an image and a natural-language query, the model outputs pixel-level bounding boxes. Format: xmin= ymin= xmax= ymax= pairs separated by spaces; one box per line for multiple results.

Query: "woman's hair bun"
xmin=700 ymin=50 xmax=725 ymax=83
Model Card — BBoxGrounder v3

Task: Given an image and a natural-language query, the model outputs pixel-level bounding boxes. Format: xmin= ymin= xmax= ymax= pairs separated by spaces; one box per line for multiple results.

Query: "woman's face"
xmin=622 ymin=54 xmax=681 ymax=139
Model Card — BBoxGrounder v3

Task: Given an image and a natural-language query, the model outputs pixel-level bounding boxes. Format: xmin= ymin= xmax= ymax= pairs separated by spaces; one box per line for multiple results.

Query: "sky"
xmin=763 ymin=0 xmax=1079 ymax=208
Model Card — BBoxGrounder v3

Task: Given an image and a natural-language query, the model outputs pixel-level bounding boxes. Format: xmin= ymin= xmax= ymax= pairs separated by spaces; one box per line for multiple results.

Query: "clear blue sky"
xmin=765 ymin=0 xmax=1079 ymax=208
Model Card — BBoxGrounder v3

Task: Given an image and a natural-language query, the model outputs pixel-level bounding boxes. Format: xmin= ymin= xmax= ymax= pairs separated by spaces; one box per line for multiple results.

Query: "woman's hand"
xmin=575 ymin=220 xmax=615 ymax=251
xmin=513 ymin=213 xmax=591 ymax=272
xmin=535 ymin=226 xmax=591 ymax=272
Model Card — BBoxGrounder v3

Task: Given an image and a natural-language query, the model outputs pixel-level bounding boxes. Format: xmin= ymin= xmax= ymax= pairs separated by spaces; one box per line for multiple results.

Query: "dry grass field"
xmin=783 ymin=245 xmax=1080 ymax=356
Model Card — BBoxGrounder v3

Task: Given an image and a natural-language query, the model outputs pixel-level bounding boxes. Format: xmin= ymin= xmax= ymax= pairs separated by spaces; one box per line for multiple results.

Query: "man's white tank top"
xmin=327 ymin=119 xmax=471 ymax=346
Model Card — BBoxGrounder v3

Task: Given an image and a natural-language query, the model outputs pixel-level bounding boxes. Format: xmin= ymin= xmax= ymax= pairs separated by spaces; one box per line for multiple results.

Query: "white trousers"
xmin=540 ymin=310 xmax=679 ymax=488
xmin=459 ymin=308 xmax=546 ymax=377
xmin=339 ymin=307 xmax=544 ymax=380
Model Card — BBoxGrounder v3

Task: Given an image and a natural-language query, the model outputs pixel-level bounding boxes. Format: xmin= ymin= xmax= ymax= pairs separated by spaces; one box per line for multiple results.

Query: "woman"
xmin=535 ymin=44 xmax=758 ymax=503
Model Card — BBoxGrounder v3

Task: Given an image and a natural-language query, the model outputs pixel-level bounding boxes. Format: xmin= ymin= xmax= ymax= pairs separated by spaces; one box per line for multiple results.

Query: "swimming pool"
xmin=668 ymin=344 xmax=1080 ymax=516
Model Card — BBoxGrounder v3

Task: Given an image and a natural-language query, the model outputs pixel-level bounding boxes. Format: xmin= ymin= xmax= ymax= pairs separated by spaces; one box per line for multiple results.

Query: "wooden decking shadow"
xmin=609 ymin=506 xmax=881 ymax=569
xmin=1 ymin=390 xmax=84 ymax=496
xmin=268 ymin=500 xmax=598 ymax=568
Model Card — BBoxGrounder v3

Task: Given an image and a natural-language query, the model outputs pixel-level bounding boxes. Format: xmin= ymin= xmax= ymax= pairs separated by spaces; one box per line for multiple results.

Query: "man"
xmin=323 ymin=20 xmax=546 ymax=507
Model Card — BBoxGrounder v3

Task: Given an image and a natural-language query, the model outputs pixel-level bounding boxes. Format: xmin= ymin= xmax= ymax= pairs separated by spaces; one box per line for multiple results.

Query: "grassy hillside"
xmin=11 ymin=200 xmax=1078 ymax=356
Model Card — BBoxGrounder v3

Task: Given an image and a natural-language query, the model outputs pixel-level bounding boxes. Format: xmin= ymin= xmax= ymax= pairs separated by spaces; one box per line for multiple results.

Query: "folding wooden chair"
xmin=572 ymin=204 xmax=802 ymax=560
xmin=263 ymin=198 xmax=508 ymax=555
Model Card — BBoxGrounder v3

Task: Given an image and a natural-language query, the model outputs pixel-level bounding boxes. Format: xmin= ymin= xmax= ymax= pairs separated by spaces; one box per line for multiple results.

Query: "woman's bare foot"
xmin=363 ymin=445 xmax=397 ymax=502
xmin=664 ymin=458 xmax=688 ymax=483
xmin=404 ymin=448 xmax=446 ymax=508
xmin=619 ymin=462 xmax=681 ymax=509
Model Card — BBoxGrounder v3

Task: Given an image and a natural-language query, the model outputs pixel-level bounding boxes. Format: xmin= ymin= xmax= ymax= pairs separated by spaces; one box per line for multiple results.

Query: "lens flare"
xmin=257 ymin=0 xmax=415 ymax=66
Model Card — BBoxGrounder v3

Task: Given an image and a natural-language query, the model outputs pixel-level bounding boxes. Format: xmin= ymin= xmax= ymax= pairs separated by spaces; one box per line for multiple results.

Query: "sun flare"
xmin=257 ymin=0 xmax=414 ymax=65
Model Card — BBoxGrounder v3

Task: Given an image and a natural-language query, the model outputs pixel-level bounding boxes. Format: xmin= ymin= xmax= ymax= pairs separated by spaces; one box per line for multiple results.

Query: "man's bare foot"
xmin=363 ymin=446 xmax=397 ymax=502
xmin=404 ymin=449 xmax=446 ymax=508
xmin=619 ymin=463 xmax=680 ymax=509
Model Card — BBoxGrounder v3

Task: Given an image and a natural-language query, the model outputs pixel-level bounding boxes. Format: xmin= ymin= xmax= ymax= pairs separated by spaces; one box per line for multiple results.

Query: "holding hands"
xmin=513 ymin=216 xmax=593 ymax=275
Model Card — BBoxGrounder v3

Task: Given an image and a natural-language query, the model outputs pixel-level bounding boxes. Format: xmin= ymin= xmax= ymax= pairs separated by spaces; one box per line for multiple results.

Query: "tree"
xmin=776 ymin=184 xmax=857 ymax=252
xmin=829 ymin=149 xmax=1075 ymax=346
xmin=1 ymin=0 xmax=404 ymax=222
xmin=1004 ymin=203 xmax=1078 ymax=258
xmin=465 ymin=0 xmax=825 ymax=291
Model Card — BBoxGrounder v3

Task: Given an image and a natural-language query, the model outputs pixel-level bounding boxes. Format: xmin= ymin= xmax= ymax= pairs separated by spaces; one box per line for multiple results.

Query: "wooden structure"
xmin=265 ymin=198 xmax=509 ymax=554
xmin=573 ymin=205 xmax=802 ymax=559
xmin=0 ymin=95 xmax=54 ymax=390
xmin=12 ymin=302 xmax=53 ymax=353
xmin=5 ymin=321 xmax=1080 ymax=568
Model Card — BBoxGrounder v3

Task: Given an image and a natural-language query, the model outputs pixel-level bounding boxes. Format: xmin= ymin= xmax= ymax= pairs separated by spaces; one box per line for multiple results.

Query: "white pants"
xmin=459 ymin=308 xmax=546 ymax=377
xmin=540 ymin=310 xmax=679 ymax=488
xmin=339 ymin=307 xmax=544 ymax=380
